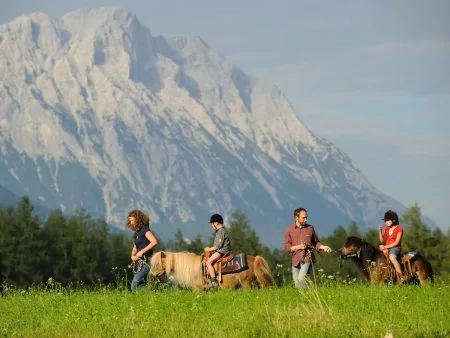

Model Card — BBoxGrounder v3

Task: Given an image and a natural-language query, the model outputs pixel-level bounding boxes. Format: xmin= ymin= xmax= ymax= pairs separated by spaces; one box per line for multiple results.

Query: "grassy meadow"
xmin=1 ymin=282 xmax=449 ymax=338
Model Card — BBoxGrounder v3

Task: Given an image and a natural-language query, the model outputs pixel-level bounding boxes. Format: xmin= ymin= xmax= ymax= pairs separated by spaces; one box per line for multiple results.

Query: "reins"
xmin=304 ymin=244 xmax=324 ymax=285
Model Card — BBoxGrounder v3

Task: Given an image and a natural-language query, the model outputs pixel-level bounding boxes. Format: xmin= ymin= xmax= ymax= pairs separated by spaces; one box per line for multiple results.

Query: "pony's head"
xmin=337 ymin=236 xmax=364 ymax=258
xmin=150 ymin=251 xmax=204 ymax=290
xmin=337 ymin=236 xmax=378 ymax=264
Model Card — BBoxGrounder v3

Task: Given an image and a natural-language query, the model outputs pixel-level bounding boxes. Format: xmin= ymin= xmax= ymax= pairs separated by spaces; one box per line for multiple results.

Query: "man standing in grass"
xmin=284 ymin=207 xmax=333 ymax=288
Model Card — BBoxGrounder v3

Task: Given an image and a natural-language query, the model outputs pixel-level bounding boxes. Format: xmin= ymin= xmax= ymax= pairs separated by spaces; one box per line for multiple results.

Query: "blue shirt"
xmin=134 ymin=226 xmax=154 ymax=258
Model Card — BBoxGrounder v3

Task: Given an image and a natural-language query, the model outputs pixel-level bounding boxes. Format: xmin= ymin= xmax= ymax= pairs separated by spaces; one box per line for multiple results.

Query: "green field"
xmin=1 ymin=283 xmax=448 ymax=338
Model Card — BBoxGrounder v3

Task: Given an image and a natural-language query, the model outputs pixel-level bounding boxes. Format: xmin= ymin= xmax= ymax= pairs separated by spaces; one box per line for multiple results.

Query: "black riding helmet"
xmin=382 ymin=210 xmax=399 ymax=225
xmin=209 ymin=213 xmax=224 ymax=224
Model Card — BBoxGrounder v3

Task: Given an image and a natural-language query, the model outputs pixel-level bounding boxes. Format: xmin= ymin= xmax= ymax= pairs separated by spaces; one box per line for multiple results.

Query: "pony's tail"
xmin=414 ymin=253 xmax=434 ymax=285
xmin=421 ymin=253 xmax=434 ymax=283
xmin=254 ymin=256 xmax=275 ymax=288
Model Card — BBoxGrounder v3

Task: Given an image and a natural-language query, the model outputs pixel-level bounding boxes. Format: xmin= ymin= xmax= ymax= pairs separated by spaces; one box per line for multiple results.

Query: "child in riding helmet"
xmin=378 ymin=210 xmax=404 ymax=281
xmin=204 ymin=213 xmax=231 ymax=289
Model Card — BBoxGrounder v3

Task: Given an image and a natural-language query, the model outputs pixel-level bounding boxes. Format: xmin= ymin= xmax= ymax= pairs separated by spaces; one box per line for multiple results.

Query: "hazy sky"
xmin=1 ymin=0 xmax=449 ymax=230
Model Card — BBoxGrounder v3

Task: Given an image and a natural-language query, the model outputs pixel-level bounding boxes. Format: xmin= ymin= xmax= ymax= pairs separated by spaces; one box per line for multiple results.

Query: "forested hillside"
xmin=1 ymin=197 xmax=448 ymax=288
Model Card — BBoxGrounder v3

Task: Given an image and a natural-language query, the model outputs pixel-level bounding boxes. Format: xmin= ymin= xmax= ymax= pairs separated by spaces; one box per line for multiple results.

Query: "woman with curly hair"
xmin=126 ymin=209 xmax=158 ymax=291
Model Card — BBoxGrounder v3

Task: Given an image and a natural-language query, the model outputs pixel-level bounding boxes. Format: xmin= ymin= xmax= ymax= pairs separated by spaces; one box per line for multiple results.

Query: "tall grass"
xmin=1 ymin=281 xmax=448 ymax=337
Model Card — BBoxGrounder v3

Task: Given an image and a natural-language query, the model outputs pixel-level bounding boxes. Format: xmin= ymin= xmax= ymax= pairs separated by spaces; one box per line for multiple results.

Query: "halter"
xmin=341 ymin=248 xmax=361 ymax=259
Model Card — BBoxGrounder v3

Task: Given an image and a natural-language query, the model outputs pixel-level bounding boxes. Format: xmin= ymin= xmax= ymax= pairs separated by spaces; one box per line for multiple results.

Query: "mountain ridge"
xmin=0 ymin=7 xmax=414 ymax=247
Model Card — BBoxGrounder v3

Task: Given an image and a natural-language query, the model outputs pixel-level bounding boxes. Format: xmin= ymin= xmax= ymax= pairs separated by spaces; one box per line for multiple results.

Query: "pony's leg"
xmin=416 ymin=268 xmax=430 ymax=285
xmin=240 ymin=277 xmax=252 ymax=289
xmin=410 ymin=259 xmax=433 ymax=286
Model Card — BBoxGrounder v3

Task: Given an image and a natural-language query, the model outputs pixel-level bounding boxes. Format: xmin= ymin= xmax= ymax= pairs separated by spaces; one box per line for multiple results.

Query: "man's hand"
xmin=320 ymin=245 xmax=332 ymax=253
xmin=291 ymin=243 xmax=306 ymax=252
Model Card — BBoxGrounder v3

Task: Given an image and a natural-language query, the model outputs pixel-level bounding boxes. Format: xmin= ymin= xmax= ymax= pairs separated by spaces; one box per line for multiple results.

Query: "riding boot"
xmin=209 ymin=277 xmax=219 ymax=289
xmin=396 ymin=272 xmax=405 ymax=284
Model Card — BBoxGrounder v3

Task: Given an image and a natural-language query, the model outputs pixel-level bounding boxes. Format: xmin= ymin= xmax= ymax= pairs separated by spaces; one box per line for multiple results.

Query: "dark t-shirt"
xmin=213 ymin=227 xmax=231 ymax=255
xmin=134 ymin=225 xmax=154 ymax=258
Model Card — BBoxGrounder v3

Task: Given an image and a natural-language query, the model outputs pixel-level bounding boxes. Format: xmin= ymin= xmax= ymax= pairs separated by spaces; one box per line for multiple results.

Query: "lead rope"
xmin=305 ymin=244 xmax=318 ymax=287
xmin=128 ymin=256 xmax=148 ymax=274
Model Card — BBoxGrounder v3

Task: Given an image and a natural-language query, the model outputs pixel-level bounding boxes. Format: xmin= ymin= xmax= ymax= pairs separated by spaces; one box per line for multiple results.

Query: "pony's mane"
xmin=346 ymin=236 xmax=364 ymax=245
xmin=165 ymin=252 xmax=203 ymax=288
xmin=347 ymin=236 xmax=378 ymax=249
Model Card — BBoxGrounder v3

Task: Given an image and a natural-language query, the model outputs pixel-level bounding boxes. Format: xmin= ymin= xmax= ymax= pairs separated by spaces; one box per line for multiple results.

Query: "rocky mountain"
xmin=0 ymin=185 xmax=22 ymax=209
xmin=0 ymin=7 xmax=407 ymax=247
xmin=0 ymin=184 xmax=51 ymax=218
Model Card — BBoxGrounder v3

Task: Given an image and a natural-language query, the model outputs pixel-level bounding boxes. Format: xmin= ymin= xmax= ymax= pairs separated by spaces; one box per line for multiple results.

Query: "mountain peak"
xmin=169 ymin=35 xmax=210 ymax=50
xmin=9 ymin=11 xmax=53 ymax=24
xmin=61 ymin=7 xmax=145 ymax=39
xmin=0 ymin=7 xmax=409 ymax=247
xmin=62 ymin=6 xmax=136 ymax=24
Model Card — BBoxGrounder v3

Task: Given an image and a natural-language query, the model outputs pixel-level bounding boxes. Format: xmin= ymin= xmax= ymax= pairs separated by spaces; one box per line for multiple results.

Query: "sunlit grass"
xmin=1 ymin=281 xmax=449 ymax=337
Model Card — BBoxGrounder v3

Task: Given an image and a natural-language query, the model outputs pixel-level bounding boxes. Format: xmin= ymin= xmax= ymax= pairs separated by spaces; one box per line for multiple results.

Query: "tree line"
xmin=1 ymin=197 xmax=449 ymax=288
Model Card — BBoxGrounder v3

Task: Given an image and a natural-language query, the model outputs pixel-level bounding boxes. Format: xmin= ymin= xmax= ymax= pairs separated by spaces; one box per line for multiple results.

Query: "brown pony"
xmin=150 ymin=251 xmax=274 ymax=290
xmin=337 ymin=236 xmax=433 ymax=286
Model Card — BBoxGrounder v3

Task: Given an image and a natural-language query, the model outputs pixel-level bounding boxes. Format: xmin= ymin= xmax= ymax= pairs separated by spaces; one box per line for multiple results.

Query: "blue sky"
xmin=1 ymin=0 xmax=449 ymax=230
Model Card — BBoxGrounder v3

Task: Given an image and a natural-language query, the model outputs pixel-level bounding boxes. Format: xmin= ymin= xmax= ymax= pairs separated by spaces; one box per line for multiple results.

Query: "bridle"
xmin=339 ymin=248 xmax=361 ymax=259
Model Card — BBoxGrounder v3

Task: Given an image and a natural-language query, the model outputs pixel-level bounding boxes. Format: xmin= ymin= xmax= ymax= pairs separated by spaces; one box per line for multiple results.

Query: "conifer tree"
xmin=227 ymin=210 xmax=263 ymax=256
xmin=12 ymin=197 xmax=44 ymax=285
xmin=401 ymin=204 xmax=431 ymax=253
xmin=167 ymin=229 xmax=189 ymax=251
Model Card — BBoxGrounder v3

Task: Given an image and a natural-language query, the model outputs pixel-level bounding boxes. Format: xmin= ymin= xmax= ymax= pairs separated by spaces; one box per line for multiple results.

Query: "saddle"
xmin=400 ymin=252 xmax=420 ymax=277
xmin=382 ymin=250 xmax=419 ymax=282
xmin=202 ymin=251 xmax=249 ymax=283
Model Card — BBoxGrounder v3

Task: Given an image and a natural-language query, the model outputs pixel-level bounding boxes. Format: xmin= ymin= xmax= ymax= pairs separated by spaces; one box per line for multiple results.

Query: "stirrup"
xmin=209 ymin=277 xmax=219 ymax=289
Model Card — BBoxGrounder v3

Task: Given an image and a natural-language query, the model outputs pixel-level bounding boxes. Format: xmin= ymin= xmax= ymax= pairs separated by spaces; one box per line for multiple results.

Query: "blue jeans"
xmin=292 ymin=263 xmax=311 ymax=289
xmin=130 ymin=262 xmax=151 ymax=291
